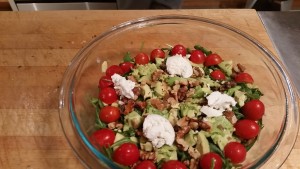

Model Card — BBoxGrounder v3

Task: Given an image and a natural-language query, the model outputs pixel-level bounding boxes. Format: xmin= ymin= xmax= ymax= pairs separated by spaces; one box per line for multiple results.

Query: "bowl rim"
xmin=59 ymin=14 xmax=299 ymax=169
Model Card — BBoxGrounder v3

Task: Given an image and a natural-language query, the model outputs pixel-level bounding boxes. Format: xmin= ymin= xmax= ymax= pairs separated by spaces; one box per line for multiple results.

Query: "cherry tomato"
xmin=234 ymin=119 xmax=260 ymax=139
xmin=113 ymin=143 xmax=140 ymax=166
xmin=134 ymin=160 xmax=157 ymax=169
xmin=106 ymin=65 xmax=124 ymax=78
xmin=119 ymin=62 xmax=134 ymax=74
xmin=204 ymin=54 xmax=222 ymax=66
xmin=189 ymin=50 xmax=206 ymax=64
xmin=234 ymin=72 xmax=254 ymax=84
xmin=98 ymin=75 xmax=113 ymax=89
xmin=135 ymin=53 xmax=150 ymax=65
xmin=89 ymin=129 xmax=115 ymax=148
xmin=161 ymin=160 xmax=187 ymax=169
xmin=171 ymin=44 xmax=187 ymax=56
xmin=224 ymin=142 xmax=247 ymax=164
xmin=199 ymin=152 xmax=223 ymax=169
xmin=99 ymin=106 xmax=121 ymax=123
xmin=99 ymin=87 xmax=118 ymax=104
xmin=210 ymin=70 xmax=226 ymax=80
xmin=242 ymin=99 xmax=265 ymax=120
xmin=150 ymin=48 xmax=165 ymax=62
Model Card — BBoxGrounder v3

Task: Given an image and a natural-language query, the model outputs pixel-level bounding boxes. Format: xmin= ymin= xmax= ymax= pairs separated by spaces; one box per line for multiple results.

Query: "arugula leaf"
xmin=177 ymin=149 xmax=190 ymax=161
xmin=194 ymin=44 xmax=212 ymax=56
xmin=111 ymin=137 xmax=134 ymax=148
xmin=90 ymin=97 xmax=106 ymax=129
xmin=123 ymin=52 xmax=133 ymax=62
xmin=239 ymin=83 xmax=263 ymax=100
xmin=209 ymin=142 xmax=224 ymax=158
xmin=120 ymin=127 xmax=136 ymax=137
xmin=232 ymin=106 xmax=244 ymax=120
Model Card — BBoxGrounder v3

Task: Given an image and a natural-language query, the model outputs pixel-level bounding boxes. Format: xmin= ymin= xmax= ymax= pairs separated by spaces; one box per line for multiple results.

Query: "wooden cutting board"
xmin=0 ymin=9 xmax=299 ymax=169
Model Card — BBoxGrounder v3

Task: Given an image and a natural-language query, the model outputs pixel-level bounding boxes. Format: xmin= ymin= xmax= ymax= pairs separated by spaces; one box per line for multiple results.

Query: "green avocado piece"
xmin=155 ymin=57 xmax=165 ymax=68
xmin=195 ymin=131 xmax=210 ymax=155
xmin=165 ymin=76 xmax=181 ymax=86
xmin=145 ymin=104 xmax=169 ymax=118
xmin=154 ymin=81 xmax=168 ymax=98
xmin=168 ymin=108 xmax=179 ymax=126
xmin=225 ymin=86 xmax=242 ymax=96
xmin=156 ymin=145 xmax=178 ymax=163
xmin=184 ymin=130 xmax=197 ymax=147
xmin=200 ymin=77 xmax=221 ymax=87
xmin=141 ymin=84 xmax=153 ymax=99
xmin=137 ymin=63 xmax=157 ymax=76
xmin=179 ymin=102 xmax=200 ymax=118
xmin=234 ymin=90 xmax=247 ymax=107
xmin=218 ymin=60 xmax=233 ymax=76
xmin=124 ymin=111 xmax=142 ymax=130
xmin=140 ymin=142 xmax=153 ymax=152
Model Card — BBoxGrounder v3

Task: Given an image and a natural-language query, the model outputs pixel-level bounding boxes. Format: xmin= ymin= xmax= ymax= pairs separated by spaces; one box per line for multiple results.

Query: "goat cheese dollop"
xmin=201 ymin=91 xmax=237 ymax=117
xmin=111 ymin=74 xmax=135 ymax=99
xmin=166 ymin=54 xmax=193 ymax=78
xmin=143 ymin=114 xmax=175 ymax=148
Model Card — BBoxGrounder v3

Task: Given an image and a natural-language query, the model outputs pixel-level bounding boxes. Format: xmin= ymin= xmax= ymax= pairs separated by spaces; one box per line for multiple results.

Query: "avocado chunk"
xmin=156 ymin=145 xmax=178 ymax=163
xmin=234 ymin=90 xmax=247 ymax=107
xmin=137 ymin=63 xmax=157 ymax=76
xmin=123 ymin=111 xmax=142 ymax=130
xmin=141 ymin=84 xmax=153 ymax=99
xmin=179 ymin=102 xmax=200 ymax=118
xmin=154 ymin=81 xmax=168 ymax=98
xmin=140 ymin=142 xmax=153 ymax=152
xmin=204 ymin=116 xmax=236 ymax=150
xmin=184 ymin=130 xmax=197 ymax=147
xmin=225 ymin=86 xmax=241 ymax=96
xmin=145 ymin=104 xmax=169 ymax=119
xmin=165 ymin=76 xmax=181 ymax=86
xmin=195 ymin=131 xmax=210 ymax=155
xmin=200 ymin=77 xmax=221 ymax=87
xmin=168 ymin=108 xmax=179 ymax=126
xmin=218 ymin=60 xmax=233 ymax=76
xmin=193 ymin=86 xmax=211 ymax=98
xmin=155 ymin=57 xmax=165 ymax=68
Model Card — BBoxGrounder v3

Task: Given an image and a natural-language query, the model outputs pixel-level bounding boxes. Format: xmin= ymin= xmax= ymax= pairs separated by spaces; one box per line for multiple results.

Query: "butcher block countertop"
xmin=0 ymin=9 xmax=299 ymax=169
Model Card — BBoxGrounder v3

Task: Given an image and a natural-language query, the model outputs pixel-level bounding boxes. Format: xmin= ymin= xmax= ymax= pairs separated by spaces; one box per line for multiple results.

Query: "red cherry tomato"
xmin=134 ymin=160 xmax=157 ymax=169
xmin=199 ymin=152 xmax=223 ymax=169
xmin=171 ymin=44 xmax=187 ymax=56
xmin=98 ymin=75 xmax=113 ymax=89
xmin=224 ymin=142 xmax=247 ymax=164
xmin=242 ymin=99 xmax=265 ymax=120
xmin=99 ymin=87 xmax=118 ymax=104
xmin=161 ymin=160 xmax=187 ymax=169
xmin=204 ymin=54 xmax=222 ymax=66
xmin=234 ymin=72 xmax=254 ymax=84
xmin=210 ymin=70 xmax=226 ymax=80
xmin=113 ymin=143 xmax=140 ymax=166
xmin=119 ymin=62 xmax=134 ymax=74
xmin=234 ymin=119 xmax=260 ymax=140
xmin=150 ymin=48 xmax=165 ymax=62
xmin=99 ymin=106 xmax=121 ymax=123
xmin=189 ymin=50 xmax=206 ymax=64
xmin=89 ymin=129 xmax=115 ymax=148
xmin=135 ymin=53 xmax=150 ymax=65
xmin=106 ymin=65 xmax=124 ymax=78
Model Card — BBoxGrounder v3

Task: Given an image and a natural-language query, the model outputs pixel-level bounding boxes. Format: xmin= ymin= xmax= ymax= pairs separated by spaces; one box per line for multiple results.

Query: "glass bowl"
xmin=59 ymin=15 xmax=299 ymax=169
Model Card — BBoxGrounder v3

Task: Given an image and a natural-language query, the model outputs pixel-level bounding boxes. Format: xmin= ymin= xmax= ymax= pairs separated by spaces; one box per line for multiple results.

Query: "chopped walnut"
xmin=176 ymin=126 xmax=191 ymax=139
xmin=140 ymin=150 xmax=156 ymax=161
xmin=186 ymin=88 xmax=195 ymax=98
xmin=176 ymin=116 xmax=190 ymax=128
xmin=189 ymin=158 xmax=198 ymax=169
xmin=177 ymin=86 xmax=188 ymax=101
xmin=192 ymin=67 xmax=203 ymax=77
xmin=150 ymin=98 xmax=168 ymax=111
xmin=176 ymin=138 xmax=190 ymax=151
xmin=151 ymin=70 xmax=164 ymax=81
xmin=198 ymin=120 xmax=211 ymax=131
xmin=237 ymin=63 xmax=246 ymax=72
xmin=123 ymin=100 xmax=135 ymax=115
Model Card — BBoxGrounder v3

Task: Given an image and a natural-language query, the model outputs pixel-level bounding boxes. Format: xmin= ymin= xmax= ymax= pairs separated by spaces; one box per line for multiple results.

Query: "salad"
xmin=89 ymin=44 xmax=264 ymax=169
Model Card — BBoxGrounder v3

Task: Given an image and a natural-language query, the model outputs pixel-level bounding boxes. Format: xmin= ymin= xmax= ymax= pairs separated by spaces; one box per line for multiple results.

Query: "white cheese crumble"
xmin=143 ymin=114 xmax=175 ymax=148
xmin=111 ymin=74 xmax=135 ymax=99
xmin=166 ymin=54 xmax=193 ymax=78
xmin=200 ymin=91 xmax=236 ymax=117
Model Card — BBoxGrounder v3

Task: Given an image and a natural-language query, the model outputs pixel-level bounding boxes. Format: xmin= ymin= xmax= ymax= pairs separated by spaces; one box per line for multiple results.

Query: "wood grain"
xmin=0 ymin=9 xmax=298 ymax=169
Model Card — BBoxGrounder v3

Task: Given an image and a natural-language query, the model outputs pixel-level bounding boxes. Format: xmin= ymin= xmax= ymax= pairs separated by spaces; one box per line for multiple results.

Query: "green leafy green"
xmin=209 ymin=142 xmax=224 ymax=158
xmin=232 ymin=106 xmax=244 ymax=120
xmin=120 ymin=127 xmax=136 ymax=137
xmin=90 ymin=98 xmax=106 ymax=129
xmin=177 ymin=149 xmax=190 ymax=161
xmin=194 ymin=44 xmax=212 ymax=56
xmin=239 ymin=83 xmax=263 ymax=100
xmin=123 ymin=52 xmax=133 ymax=62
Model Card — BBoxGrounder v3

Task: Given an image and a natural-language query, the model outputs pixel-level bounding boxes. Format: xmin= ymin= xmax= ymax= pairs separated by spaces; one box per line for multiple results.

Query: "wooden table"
xmin=0 ymin=9 xmax=299 ymax=169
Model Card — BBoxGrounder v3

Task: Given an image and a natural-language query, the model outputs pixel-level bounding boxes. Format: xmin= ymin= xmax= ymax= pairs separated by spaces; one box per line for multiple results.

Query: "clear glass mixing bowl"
xmin=59 ymin=15 xmax=299 ymax=169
